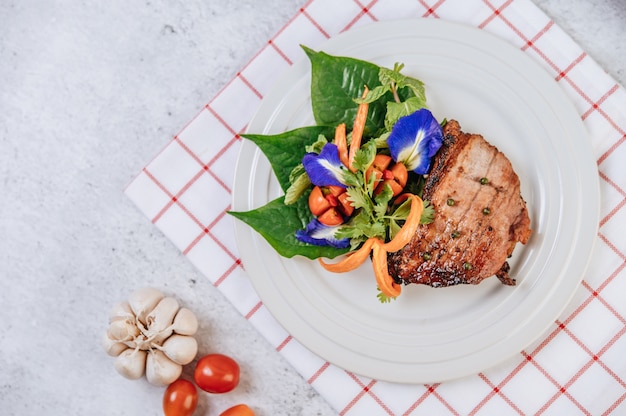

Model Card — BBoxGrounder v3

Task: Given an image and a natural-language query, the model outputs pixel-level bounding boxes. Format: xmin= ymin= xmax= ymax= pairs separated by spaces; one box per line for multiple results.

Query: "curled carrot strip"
xmin=348 ymin=86 xmax=370 ymax=172
xmin=382 ymin=194 xmax=424 ymax=253
xmin=334 ymin=123 xmax=349 ymax=168
xmin=372 ymin=239 xmax=402 ymax=298
xmin=318 ymin=238 xmax=377 ymax=273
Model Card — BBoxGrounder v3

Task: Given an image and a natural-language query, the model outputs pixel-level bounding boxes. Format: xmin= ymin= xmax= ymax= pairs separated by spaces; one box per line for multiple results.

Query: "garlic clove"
xmin=145 ymin=350 xmax=182 ymax=386
xmin=107 ymin=318 xmax=140 ymax=342
xmin=128 ymin=287 xmax=164 ymax=325
xmin=114 ymin=348 xmax=147 ymax=380
xmin=108 ymin=301 xmax=135 ymax=323
xmin=160 ymin=334 xmax=198 ymax=365
xmin=102 ymin=333 xmax=129 ymax=357
xmin=145 ymin=296 xmax=179 ymax=344
xmin=172 ymin=307 xmax=198 ymax=336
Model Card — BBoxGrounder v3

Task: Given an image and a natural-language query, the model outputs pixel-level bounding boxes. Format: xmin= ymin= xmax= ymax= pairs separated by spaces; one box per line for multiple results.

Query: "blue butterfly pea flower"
xmin=387 ymin=109 xmax=443 ymax=174
xmin=295 ymin=218 xmax=350 ymax=249
xmin=302 ymin=143 xmax=347 ymax=188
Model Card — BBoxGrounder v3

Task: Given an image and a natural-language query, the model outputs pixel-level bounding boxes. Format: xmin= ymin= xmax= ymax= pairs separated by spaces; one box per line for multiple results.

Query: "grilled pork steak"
xmin=387 ymin=120 xmax=532 ymax=287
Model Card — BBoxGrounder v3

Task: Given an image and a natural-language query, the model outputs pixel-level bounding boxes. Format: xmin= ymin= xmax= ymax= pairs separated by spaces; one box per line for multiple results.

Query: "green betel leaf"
xmin=241 ymin=125 xmax=335 ymax=192
xmin=229 ymin=196 xmax=348 ymax=259
xmin=303 ymin=46 xmax=407 ymax=135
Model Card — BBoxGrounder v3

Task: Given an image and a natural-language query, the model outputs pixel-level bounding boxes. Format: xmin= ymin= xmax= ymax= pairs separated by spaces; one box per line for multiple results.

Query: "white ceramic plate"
xmin=232 ymin=19 xmax=599 ymax=383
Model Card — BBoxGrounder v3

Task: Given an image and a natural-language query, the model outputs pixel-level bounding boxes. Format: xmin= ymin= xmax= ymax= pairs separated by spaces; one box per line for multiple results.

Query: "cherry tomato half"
xmin=194 ymin=353 xmax=240 ymax=394
xmin=163 ymin=379 xmax=198 ymax=416
xmin=308 ymin=186 xmax=331 ymax=216
xmin=220 ymin=404 xmax=255 ymax=416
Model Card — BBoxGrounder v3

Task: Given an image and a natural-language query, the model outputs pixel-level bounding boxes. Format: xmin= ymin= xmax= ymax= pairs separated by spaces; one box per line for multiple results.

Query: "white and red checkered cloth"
xmin=126 ymin=0 xmax=626 ymax=414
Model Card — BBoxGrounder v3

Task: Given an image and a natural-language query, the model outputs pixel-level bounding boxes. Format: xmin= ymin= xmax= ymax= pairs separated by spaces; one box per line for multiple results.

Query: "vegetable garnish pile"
xmin=229 ymin=46 xmax=445 ymax=302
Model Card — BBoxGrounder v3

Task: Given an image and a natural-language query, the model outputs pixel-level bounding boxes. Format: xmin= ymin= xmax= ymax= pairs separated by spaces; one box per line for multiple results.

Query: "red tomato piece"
xmin=325 ymin=185 xmax=345 ymax=197
xmin=337 ymin=192 xmax=354 ymax=217
xmin=194 ymin=354 xmax=240 ymax=394
xmin=390 ymin=162 xmax=408 ymax=187
xmin=317 ymin=207 xmax=344 ymax=226
xmin=163 ymin=379 xmax=198 ymax=416
xmin=220 ymin=404 xmax=255 ymax=416
xmin=308 ymin=186 xmax=331 ymax=216
xmin=372 ymin=154 xmax=392 ymax=171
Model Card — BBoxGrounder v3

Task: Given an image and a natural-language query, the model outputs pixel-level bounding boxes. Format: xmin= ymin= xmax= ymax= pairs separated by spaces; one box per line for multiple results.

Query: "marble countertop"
xmin=1 ymin=1 xmax=624 ymax=415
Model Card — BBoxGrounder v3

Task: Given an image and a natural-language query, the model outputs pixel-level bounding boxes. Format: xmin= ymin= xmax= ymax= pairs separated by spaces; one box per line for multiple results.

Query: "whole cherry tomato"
xmin=194 ymin=353 xmax=240 ymax=394
xmin=220 ymin=404 xmax=255 ymax=416
xmin=163 ymin=378 xmax=198 ymax=416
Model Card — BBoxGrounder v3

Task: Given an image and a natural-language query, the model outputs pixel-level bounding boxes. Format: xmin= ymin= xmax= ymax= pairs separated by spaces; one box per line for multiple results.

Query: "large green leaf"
xmin=303 ymin=46 xmax=412 ymax=136
xmin=241 ymin=125 xmax=335 ymax=192
xmin=229 ymin=195 xmax=348 ymax=259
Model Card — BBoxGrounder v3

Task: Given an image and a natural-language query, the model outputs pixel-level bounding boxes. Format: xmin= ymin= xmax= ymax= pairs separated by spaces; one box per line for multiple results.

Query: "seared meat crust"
xmin=387 ymin=120 xmax=532 ymax=287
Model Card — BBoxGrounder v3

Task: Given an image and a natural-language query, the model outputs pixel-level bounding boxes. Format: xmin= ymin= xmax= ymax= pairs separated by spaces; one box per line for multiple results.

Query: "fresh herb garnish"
xmin=230 ymin=47 xmax=445 ymax=301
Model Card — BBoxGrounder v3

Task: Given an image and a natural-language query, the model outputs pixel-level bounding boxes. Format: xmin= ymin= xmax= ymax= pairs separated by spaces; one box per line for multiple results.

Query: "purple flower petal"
xmin=387 ymin=109 xmax=443 ymax=174
xmin=302 ymin=143 xmax=347 ymax=188
xmin=295 ymin=219 xmax=350 ymax=248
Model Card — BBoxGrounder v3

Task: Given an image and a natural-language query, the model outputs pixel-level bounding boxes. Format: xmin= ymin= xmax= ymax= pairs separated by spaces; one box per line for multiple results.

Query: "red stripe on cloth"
xmin=555 ymin=51 xmax=585 ymax=81
xmin=339 ymin=376 xmax=392 ymax=416
xmin=598 ymin=233 xmax=626 ymax=270
xmin=522 ymin=21 xmax=554 ymax=51
xmin=182 ymin=208 xmax=231 ymax=254
xmin=479 ymin=0 xmax=514 ymax=29
xmin=471 ymin=370 xmax=524 ymax=415
xmin=143 ymin=164 xmax=207 ymax=228
xmin=594 ymin=326 xmax=626 ymax=388
xmin=473 ymin=374 xmax=524 ymax=415
xmin=174 ymin=132 xmax=237 ymax=195
xmin=276 ymin=335 xmax=293 ymax=352
xmin=213 ymin=260 xmax=242 ymax=288
xmin=268 ymin=40 xmax=294 ymax=66
xmin=236 ymin=72 xmax=263 ymax=100
xmin=429 ymin=385 xmax=462 ymax=416
xmin=205 ymin=104 xmax=238 ymax=137
xmin=604 ymin=391 xmax=626 ymax=416
xmin=598 ymin=172 xmax=626 ymax=227
xmin=342 ymin=0 xmax=379 ymax=32
xmin=402 ymin=385 xmax=437 ymax=415
xmin=307 ymin=362 xmax=330 ymax=384
xmin=245 ymin=301 xmax=263 ymax=320
xmin=534 ymin=324 xmax=596 ymax=414
xmin=418 ymin=0 xmax=445 ymax=18
xmin=598 ymin=134 xmax=626 ymax=166
xmin=582 ymin=83 xmax=620 ymax=121
xmin=300 ymin=7 xmax=331 ymax=38
xmin=582 ymin=280 xmax=626 ymax=324
xmin=560 ymin=81 xmax=626 ymax=154
xmin=142 ymin=167 xmax=176 ymax=224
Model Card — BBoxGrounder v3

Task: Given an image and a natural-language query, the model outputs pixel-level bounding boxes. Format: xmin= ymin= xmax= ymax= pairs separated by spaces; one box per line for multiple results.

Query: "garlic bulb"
xmin=103 ymin=287 xmax=199 ymax=386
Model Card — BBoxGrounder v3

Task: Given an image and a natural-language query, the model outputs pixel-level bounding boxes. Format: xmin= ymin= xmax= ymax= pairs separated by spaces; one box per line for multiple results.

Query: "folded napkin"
xmin=126 ymin=0 xmax=626 ymax=414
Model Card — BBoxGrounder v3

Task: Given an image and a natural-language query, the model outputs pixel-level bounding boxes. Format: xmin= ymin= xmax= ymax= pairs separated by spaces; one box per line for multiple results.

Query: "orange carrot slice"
xmin=372 ymin=240 xmax=401 ymax=298
xmin=334 ymin=123 xmax=349 ymax=168
xmin=348 ymin=87 xmax=370 ymax=172
xmin=318 ymin=238 xmax=377 ymax=273
xmin=382 ymin=194 xmax=424 ymax=253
